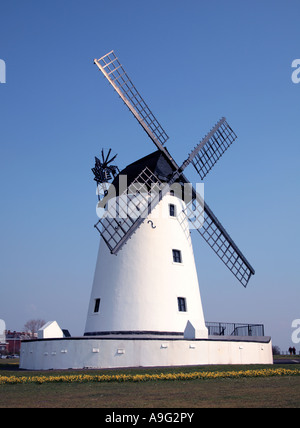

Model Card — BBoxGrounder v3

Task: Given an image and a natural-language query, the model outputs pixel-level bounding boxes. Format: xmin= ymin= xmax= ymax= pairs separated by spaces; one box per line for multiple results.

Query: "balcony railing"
xmin=206 ymin=322 xmax=265 ymax=337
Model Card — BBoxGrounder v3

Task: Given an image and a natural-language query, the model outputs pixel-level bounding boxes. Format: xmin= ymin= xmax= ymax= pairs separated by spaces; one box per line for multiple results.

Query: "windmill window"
xmin=178 ymin=297 xmax=187 ymax=312
xmin=172 ymin=249 xmax=182 ymax=263
xmin=169 ymin=204 xmax=176 ymax=217
xmin=94 ymin=298 xmax=101 ymax=313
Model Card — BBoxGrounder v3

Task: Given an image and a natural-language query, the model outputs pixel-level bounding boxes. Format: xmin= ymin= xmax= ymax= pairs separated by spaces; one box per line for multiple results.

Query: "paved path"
xmin=274 ymin=359 xmax=300 ymax=364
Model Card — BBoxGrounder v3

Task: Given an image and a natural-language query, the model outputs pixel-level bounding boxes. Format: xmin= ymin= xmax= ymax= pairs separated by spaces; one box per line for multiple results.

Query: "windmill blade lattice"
xmin=184 ymin=194 xmax=255 ymax=287
xmin=94 ymin=51 xmax=169 ymax=152
xmin=190 ymin=119 xmax=238 ymax=180
xmin=95 ymin=166 xmax=164 ymax=253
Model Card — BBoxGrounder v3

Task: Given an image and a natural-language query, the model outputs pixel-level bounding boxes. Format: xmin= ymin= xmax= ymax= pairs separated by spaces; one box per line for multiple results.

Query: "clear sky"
xmin=0 ymin=0 xmax=299 ymax=353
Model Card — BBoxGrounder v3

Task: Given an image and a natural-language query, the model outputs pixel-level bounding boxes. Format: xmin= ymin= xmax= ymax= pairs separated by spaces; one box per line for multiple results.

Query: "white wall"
xmin=38 ymin=321 xmax=63 ymax=339
xmin=20 ymin=337 xmax=273 ymax=370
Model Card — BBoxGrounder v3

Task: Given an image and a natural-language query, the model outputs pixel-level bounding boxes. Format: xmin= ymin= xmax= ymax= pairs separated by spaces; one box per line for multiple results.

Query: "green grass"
xmin=274 ymin=354 xmax=300 ymax=359
xmin=0 ymin=360 xmax=299 ymax=408
xmin=1 ymin=376 xmax=299 ymax=408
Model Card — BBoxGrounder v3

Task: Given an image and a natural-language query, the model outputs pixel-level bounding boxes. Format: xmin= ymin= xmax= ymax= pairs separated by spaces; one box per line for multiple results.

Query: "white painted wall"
xmin=20 ymin=337 xmax=273 ymax=370
xmin=38 ymin=321 xmax=63 ymax=339
xmin=85 ymin=196 xmax=208 ymax=338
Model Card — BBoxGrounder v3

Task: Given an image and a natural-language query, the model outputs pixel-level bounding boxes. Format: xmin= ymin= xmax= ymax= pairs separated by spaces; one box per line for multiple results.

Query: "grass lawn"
xmin=0 ymin=360 xmax=299 ymax=408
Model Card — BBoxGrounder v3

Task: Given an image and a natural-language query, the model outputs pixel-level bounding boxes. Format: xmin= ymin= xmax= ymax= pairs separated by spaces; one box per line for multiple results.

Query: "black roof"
xmin=111 ymin=150 xmax=177 ymax=195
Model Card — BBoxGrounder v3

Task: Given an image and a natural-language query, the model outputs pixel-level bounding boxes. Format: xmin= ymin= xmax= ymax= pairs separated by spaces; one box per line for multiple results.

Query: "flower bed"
xmin=0 ymin=368 xmax=299 ymax=385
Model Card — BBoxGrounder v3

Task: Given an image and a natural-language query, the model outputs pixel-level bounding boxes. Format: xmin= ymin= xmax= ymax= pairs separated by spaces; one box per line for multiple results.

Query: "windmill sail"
xmin=184 ymin=193 xmax=255 ymax=287
xmin=189 ymin=118 xmax=238 ymax=180
xmin=94 ymin=51 xmax=169 ymax=152
xmin=95 ymin=166 xmax=165 ymax=254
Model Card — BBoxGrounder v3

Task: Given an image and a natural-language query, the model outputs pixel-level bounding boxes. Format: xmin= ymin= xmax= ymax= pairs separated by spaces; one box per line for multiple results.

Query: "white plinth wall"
xmin=20 ymin=336 xmax=273 ymax=370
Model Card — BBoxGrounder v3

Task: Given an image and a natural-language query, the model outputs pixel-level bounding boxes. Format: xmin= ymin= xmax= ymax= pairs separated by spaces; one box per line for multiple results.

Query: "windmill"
xmin=84 ymin=51 xmax=255 ymax=339
xmin=20 ymin=51 xmax=273 ymax=371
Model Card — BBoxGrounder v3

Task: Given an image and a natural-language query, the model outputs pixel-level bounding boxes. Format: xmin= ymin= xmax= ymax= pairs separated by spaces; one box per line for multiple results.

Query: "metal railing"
xmin=206 ymin=322 xmax=265 ymax=337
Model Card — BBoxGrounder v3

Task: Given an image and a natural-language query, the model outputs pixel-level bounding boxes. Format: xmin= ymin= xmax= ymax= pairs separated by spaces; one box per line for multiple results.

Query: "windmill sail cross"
xmin=93 ymin=51 xmax=255 ymax=288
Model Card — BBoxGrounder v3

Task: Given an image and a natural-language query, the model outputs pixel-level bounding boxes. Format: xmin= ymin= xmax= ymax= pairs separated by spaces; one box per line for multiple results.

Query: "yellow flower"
xmin=0 ymin=368 xmax=299 ymax=385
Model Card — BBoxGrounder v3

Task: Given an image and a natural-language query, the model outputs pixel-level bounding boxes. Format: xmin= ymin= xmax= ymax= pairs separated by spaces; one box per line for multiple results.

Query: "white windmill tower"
xmin=84 ymin=51 xmax=255 ymax=340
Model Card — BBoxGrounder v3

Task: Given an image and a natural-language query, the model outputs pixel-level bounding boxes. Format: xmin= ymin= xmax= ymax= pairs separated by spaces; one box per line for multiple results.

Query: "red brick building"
xmin=4 ymin=331 xmax=33 ymax=355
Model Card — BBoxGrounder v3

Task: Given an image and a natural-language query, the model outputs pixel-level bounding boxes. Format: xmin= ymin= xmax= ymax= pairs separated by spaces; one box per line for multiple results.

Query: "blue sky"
xmin=0 ymin=0 xmax=299 ymax=352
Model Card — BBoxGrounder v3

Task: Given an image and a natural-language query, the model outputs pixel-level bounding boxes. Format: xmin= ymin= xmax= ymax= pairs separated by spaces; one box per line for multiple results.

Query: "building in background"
xmin=5 ymin=331 xmax=33 ymax=355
